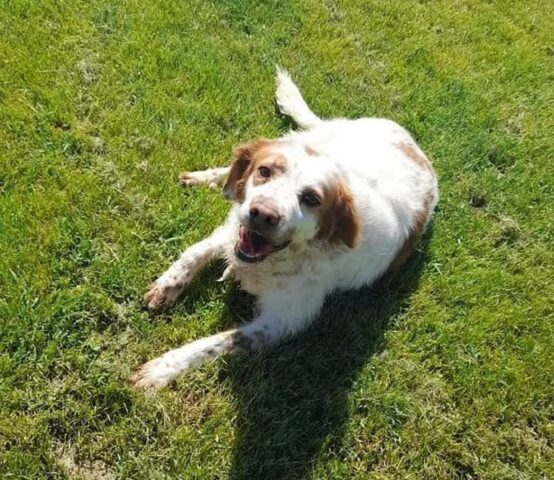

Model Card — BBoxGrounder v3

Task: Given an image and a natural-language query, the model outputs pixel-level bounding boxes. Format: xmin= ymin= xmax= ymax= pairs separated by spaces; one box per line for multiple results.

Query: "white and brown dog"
xmin=132 ymin=69 xmax=438 ymax=390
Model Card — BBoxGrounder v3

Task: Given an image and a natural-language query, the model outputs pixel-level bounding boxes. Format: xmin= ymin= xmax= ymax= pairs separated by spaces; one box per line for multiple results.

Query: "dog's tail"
xmin=275 ymin=67 xmax=322 ymax=129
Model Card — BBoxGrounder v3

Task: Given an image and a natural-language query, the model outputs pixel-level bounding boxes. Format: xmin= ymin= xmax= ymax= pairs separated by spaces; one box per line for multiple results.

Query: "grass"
xmin=1 ymin=0 xmax=553 ymax=478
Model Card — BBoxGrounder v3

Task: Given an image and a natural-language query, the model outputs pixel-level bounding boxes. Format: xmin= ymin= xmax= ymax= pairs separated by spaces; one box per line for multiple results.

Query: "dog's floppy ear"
xmin=223 ymin=144 xmax=252 ymax=201
xmin=223 ymin=141 xmax=267 ymax=202
xmin=317 ymin=178 xmax=360 ymax=248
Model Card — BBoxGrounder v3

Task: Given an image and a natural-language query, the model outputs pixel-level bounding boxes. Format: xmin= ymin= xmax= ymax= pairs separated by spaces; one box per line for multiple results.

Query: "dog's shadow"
xmin=205 ymin=231 xmax=433 ymax=480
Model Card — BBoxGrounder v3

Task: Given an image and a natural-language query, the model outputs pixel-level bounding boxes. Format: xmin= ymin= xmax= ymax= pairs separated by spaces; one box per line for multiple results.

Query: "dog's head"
xmin=223 ymin=140 xmax=360 ymax=263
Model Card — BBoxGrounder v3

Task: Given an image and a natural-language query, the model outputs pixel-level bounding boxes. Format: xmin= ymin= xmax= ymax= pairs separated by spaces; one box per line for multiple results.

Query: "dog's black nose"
xmin=249 ymin=199 xmax=280 ymax=227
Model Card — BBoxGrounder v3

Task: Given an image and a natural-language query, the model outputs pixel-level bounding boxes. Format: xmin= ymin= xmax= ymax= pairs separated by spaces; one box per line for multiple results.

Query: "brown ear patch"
xmin=223 ymin=140 xmax=268 ymax=201
xmin=317 ymin=178 xmax=360 ymax=248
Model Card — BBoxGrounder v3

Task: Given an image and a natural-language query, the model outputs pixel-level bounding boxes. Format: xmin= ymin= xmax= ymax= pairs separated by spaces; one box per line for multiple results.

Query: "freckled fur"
xmin=304 ymin=145 xmax=318 ymax=156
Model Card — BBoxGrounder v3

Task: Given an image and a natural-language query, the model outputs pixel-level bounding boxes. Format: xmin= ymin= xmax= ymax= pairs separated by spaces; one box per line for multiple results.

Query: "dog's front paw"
xmin=131 ymin=357 xmax=179 ymax=391
xmin=143 ymin=281 xmax=184 ymax=311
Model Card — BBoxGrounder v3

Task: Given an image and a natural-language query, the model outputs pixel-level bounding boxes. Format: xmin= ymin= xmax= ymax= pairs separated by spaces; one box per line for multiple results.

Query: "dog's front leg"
xmin=132 ymin=286 xmax=327 ymax=390
xmin=144 ymin=225 xmax=231 ymax=311
xmin=178 ymin=166 xmax=230 ymax=188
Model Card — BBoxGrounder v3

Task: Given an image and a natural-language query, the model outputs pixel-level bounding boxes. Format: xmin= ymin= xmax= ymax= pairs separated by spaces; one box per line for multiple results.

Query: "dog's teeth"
xmin=217 ymin=266 xmax=233 ymax=282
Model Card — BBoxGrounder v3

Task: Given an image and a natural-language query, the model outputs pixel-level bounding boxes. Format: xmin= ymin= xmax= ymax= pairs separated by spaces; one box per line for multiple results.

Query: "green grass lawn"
xmin=1 ymin=0 xmax=553 ymax=478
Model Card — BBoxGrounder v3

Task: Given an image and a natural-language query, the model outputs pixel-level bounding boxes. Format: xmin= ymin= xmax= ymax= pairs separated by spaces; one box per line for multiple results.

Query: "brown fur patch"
xmin=223 ymin=140 xmax=287 ymax=201
xmin=395 ymin=141 xmax=432 ymax=171
xmin=385 ymin=192 xmax=434 ymax=276
xmin=316 ymin=178 xmax=360 ymax=248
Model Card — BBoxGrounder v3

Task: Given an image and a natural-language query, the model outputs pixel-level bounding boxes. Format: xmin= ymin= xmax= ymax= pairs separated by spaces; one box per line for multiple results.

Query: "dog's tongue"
xmin=239 ymin=225 xmax=256 ymax=255
xmin=238 ymin=225 xmax=275 ymax=258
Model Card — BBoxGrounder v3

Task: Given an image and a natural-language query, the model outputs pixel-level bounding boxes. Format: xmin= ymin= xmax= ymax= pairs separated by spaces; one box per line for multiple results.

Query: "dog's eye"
xmin=257 ymin=166 xmax=271 ymax=178
xmin=300 ymin=191 xmax=321 ymax=207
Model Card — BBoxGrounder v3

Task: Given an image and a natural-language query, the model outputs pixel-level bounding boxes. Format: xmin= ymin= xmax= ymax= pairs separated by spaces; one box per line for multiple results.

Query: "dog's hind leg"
xmin=275 ymin=67 xmax=322 ymax=130
xmin=143 ymin=224 xmax=231 ymax=311
xmin=178 ymin=166 xmax=230 ymax=189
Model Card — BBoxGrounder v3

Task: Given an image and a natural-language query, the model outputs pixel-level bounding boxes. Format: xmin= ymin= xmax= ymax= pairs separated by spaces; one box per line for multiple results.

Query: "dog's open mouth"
xmin=235 ymin=225 xmax=289 ymax=263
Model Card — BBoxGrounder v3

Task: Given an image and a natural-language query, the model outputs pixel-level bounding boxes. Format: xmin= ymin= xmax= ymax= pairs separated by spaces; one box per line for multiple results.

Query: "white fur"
xmin=132 ymin=69 xmax=438 ymax=390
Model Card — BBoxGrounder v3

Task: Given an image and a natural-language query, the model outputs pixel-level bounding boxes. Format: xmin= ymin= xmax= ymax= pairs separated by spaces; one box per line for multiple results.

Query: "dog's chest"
xmin=224 ymin=247 xmax=329 ymax=295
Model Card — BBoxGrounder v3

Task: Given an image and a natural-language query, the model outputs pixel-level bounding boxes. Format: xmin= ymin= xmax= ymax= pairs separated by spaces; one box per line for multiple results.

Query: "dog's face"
xmin=223 ymin=140 xmax=360 ymax=263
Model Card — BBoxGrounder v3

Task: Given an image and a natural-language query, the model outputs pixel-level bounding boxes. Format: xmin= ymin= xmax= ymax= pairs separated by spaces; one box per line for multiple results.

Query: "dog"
xmin=131 ymin=69 xmax=438 ymax=390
